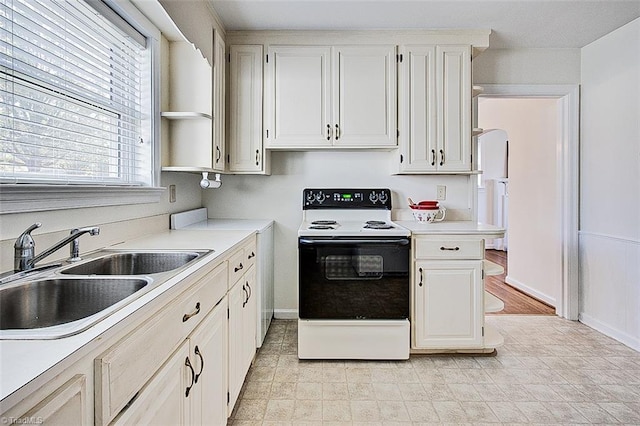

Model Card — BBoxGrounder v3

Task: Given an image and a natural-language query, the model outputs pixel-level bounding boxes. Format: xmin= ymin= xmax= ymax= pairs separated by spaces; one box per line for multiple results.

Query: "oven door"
xmin=298 ymin=237 xmax=410 ymax=320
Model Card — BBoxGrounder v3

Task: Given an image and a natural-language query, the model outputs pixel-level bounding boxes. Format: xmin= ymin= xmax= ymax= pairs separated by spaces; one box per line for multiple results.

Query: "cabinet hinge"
xmin=482 ymin=269 xmax=485 ymax=279
xmin=227 ymin=392 xmax=230 ymax=404
xmin=266 ymin=129 xmax=269 ymax=138
xmin=266 ymin=54 xmax=269 ymax=63
xmin=226 ymin=154 xmax=230 ymax=164
xmin=227 ymin=308 xmax=230 ymax=319
xmin=396 ymin=53 xmax=403 ymax=63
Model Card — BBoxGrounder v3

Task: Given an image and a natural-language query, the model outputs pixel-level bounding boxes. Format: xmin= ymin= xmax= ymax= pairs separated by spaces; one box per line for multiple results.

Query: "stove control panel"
xmin=303 ymin=188 xmax=392 ymax=210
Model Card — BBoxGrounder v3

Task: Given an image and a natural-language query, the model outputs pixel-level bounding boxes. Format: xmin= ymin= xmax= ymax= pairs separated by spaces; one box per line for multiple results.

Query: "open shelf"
xmin=483 ymin=324 xmax=504 ymax=348
xmin=483 ymin=259 xmax=505 ymax=276
xmin=161 ymin=111 xmax=212 ymax=120
xmin=484 ymin=291 xmax=505 ymax=313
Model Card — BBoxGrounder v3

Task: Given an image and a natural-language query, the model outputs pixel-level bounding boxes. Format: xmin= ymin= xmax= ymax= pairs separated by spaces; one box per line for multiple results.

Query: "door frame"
xmin=477 ymin=84 xmax=579 ymax=320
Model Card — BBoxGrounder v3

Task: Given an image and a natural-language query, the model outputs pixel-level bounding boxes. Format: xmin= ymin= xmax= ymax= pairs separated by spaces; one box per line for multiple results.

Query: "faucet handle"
xmin=14 ymin=223 xmax=41 ymax=271
xmin=15 ymin=223 xmax=42 ymax=249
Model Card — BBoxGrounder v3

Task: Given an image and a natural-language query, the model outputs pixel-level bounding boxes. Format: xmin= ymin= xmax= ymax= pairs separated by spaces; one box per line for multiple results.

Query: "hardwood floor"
xmin=485 ymin=249 xmax=555 ymax=315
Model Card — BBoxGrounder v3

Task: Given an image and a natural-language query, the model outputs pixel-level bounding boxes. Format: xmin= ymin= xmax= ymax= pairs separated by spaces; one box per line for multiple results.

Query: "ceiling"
xmin=209 ymin=0 xmax=640 ymax=49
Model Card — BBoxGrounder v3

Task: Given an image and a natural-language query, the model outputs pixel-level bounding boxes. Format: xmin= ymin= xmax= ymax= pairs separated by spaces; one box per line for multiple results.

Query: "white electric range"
xmin=297 ymin=188 xmax=411 ymax=360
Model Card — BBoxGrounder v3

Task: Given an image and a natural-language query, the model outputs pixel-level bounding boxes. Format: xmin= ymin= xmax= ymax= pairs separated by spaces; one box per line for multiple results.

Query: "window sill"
xmin=0 ymin=185 xmax=166 ymax=214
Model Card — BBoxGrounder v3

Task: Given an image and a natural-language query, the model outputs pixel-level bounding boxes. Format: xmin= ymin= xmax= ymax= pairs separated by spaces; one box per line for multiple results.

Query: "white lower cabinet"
xmin=111 ymin=342 xmax=191 ymax=426
xmin=7 ymin=375 xmax=89 ymax=426
xmin=228 ymin=264 xmax=257 ymax=415
xmin=413 ymin=260 xmax=483 ymax=349
xmin=411 ymin=234 xmax=502 ymax=352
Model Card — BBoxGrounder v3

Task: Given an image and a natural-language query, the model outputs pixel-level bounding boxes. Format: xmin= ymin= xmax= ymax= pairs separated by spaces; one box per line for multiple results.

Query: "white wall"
xmin=473 ymin=48 xmax=581 ymax=84
xmin=203 ymin=150 xmax=473 ymax=314
xmin=478 ymin=98 xmax=562 ymax=307
xmin=579 ymin=18 xmax=640 ymax=350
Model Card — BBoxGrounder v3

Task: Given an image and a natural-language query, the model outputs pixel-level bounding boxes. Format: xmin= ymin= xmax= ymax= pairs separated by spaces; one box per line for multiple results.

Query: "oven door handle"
xmin=299 ymin=238 xmax=410 ymax=246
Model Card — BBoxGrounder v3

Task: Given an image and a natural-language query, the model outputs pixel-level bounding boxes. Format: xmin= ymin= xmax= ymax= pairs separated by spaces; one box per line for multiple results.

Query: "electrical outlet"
xmin=169 ymin=184 xmax=176 ymax=203
xmin=436 ymin=185 xmax=446 ymax=200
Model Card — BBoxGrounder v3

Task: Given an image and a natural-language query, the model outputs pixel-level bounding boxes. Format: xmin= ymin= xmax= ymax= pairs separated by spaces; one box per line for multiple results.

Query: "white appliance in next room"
xmin=170 ymin=208 xmax=274 ymax=347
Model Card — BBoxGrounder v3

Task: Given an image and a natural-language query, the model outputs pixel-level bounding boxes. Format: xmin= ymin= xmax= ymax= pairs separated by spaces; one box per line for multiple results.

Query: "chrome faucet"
xmin=14 ymin=223 xmax=100 ymax=272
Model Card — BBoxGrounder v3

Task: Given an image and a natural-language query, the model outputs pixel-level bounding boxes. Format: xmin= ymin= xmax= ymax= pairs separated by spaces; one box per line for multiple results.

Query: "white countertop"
xmin=180 ymin=218 xmax=274 ymax=233
xmin=396 ymin=220 xmax=505 ymax=237
xmin=0 ymin=229 xmax=254 ymax=404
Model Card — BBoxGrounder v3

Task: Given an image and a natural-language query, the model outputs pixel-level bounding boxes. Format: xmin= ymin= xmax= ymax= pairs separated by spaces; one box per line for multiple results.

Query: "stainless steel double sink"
xmin=0 ymin=250 xmax=209 ymax=339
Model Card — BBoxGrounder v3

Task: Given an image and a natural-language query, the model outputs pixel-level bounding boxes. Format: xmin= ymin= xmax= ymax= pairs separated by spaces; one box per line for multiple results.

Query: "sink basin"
xmin=0 ymin=277 xmax=150 ymax=332
xmin=61 ymin=251 xmax=202 ymax=276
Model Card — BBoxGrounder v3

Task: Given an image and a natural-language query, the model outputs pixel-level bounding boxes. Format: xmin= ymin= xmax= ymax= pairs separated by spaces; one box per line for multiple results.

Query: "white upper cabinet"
xmin=212 ymin=30 xmax=226 ymax=173
xmin=267 ymin=46 xmax=332 ymax=147
xmin=228 ymin=45 xmax=269 ymax=174
xmin=265 ymin=45 xmax=397 ymax=149
xmin=398 ymin=44 xmax=472 ymax=173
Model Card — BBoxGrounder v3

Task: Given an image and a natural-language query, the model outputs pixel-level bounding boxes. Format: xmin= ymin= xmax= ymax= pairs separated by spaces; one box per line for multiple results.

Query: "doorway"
xmin=475 ymin=85 xmax=579 ymax=320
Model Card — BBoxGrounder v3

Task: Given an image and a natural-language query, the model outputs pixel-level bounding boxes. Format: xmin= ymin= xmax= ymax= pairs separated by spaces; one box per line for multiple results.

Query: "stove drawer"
xmin=414 ymin=236 xmax=483 ymax=260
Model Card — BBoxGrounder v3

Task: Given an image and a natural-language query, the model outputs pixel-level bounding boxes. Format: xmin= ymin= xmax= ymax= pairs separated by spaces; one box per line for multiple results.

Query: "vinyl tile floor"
xmin=228 ymin=317 xmax=640 ymax=425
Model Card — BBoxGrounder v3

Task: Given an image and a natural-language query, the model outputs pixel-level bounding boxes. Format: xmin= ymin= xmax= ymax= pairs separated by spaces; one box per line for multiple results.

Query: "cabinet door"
xmin=16 ymin=375 xmax=88 ymax=426
xmin=436 ymin=45 xmax=471 ymax=171
xmin=334 ymin=45 xmax=397 ymax=147
xmin=228 ymin=45 xmax=264 ymax=173
xmin=111 ymin=342 xmax=190 ymax=426
xmin=212 ymin=29 xmax=226 ymax=173
xmin=266 ymin=46 xmax=332 ymax=148
xmin=190 ymin=297 xmax=228 ymax=426
xmin=242 ymin=266 xmax=257 ymax=371
xmin=398 ymin=45 xmax=437 ymax=172
xmin=227 ymin=280 xmax=245 ymax=415
xmin=413 ymin=260 xmax=483 ymax=349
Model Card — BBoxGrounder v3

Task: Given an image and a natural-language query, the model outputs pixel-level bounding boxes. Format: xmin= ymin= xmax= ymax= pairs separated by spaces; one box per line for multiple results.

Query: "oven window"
xmin=325 ymin=255 xmax=384 ymax=280
xmin=299 ymin=239 xmax=409 ymax=320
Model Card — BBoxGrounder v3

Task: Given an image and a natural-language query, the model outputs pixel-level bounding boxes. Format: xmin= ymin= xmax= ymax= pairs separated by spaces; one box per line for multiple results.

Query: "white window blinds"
xmin=0 ymin=0 xmax=153 ymax=185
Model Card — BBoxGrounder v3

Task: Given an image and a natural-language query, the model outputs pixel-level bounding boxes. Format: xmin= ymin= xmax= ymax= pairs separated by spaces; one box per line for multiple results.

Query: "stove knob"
xmin=369 ymin=192 xmax=378 ymax=203
xmin=306 ymin=192 xmax=315 ymax=203
xmin=378 ymin=192 xmax=388 ymax=204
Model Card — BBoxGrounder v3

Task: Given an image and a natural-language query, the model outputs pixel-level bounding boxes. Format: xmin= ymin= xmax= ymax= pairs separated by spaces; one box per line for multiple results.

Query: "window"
xmin=0 ymin=0 xmax=155 ymax=187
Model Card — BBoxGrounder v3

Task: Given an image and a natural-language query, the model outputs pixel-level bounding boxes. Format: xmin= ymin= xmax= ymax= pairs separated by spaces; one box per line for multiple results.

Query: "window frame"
xmin=0 ymin=0 xmax=163 ymax=214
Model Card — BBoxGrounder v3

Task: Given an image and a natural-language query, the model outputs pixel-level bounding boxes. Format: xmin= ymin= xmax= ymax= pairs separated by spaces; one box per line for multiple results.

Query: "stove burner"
xmin=309 ymin=225 xmax=335 ymax=230
xmin=364 ymin=221 xmax=394 ymax=230
xmin=312 ymin=220 xmax=338 ymax=225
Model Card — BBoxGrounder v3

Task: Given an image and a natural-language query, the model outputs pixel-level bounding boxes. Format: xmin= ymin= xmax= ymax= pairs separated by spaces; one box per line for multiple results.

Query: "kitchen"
xmin=1 ymin=0 xmax=639 ymax=424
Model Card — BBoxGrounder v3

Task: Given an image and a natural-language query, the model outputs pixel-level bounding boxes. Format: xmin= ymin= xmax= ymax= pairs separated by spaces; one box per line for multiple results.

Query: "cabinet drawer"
xmin=228 ymin=248 xmax=246 ymax=288
xmin=244 ymin=239 xmax=257 ymax=271
xmin=95 ymin=261 xmax=227 ymax=426
xmin=414 ymin=237 xmax=483 ymax=260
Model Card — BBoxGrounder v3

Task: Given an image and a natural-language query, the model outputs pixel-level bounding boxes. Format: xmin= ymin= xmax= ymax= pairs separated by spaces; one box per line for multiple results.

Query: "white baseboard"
xmin=274 ymin=309 xmax=298 ymax=320
xmin=579 ymin=313 xmax=640 ymax=352
xmin=505 ymin=275 xmax=556 ymax=308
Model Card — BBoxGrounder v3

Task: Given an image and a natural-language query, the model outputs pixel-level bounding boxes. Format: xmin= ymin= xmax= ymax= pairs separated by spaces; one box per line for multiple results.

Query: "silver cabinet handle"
xmin=335 ymin=124 xmax=340 ymax=140
xmin=440 ymin=246 xmax=460 ymax=251
xmin=235 ymin=263 xmax=244 ymax=272
xmin=255 ymin=149 xmax=260 ymax=166
xmin=431 ymin=149 xmax=436 ymax=166
xmin=326 ymin=124 xmax=332 ymax=140
xmin=182 ymin=302 xmax=201 ymax=322
xmin=246 ymin=281 xmax=252 ymax=300
xmin=439 ymin=149 xmax=445 ymax=166
xmin=418 ymin=267 xmax=423 ymax=287
xmin=215 ymin=145 xmax=221 ymax=163
xmin=247 ymin=251 xmax=256 ymax=260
